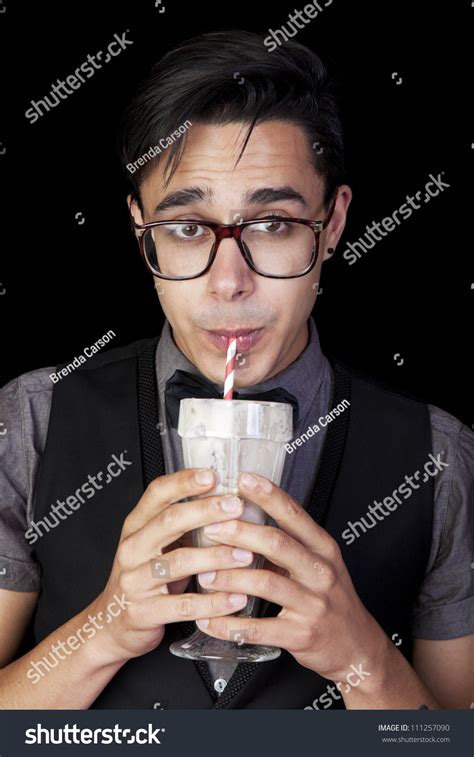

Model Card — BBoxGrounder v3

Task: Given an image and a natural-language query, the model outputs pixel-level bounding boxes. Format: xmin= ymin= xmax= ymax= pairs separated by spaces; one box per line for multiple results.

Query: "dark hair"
xmin=118 ymin=30 xmax=345 ymax=213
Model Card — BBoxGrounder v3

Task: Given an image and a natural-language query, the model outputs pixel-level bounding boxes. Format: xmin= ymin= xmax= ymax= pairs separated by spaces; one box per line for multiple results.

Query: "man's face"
xmin=129 ymin=121 xmax=351 ymax=387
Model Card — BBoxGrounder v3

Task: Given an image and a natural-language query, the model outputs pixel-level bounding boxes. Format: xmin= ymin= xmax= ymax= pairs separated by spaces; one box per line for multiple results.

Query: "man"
xmin=0 ymin=30 xmax=472 ymax=710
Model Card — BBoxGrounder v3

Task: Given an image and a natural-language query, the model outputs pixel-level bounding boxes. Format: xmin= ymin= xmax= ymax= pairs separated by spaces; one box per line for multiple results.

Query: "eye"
xmin=166 ymin=223 xmax=208 ymax=239
xmin=251 ymin=219 xmax=290 ymax=233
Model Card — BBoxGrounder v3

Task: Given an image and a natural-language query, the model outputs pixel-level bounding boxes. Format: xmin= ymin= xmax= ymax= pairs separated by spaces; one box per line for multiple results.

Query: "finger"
xmin=201 ymin=519 xmax=334 ymax=585
xmin=123 ymin=468 xmax=217 ymax=537
xmin=262 ymin=558 xmax=289 ymax=578
xmin=197 ymin=568 xmax=312 ymax=613
xmin=237 ymin=472 xmax=341 ymax=561
xmin=140 ymin=590 xmax=249 ymax=626
xmin=194 ymin=615 xmax=301 ymax=650
xmin=121 ymin=545 xmax=255 ymax=593
xmin=117 ymin=495 xmax=245 ymax=569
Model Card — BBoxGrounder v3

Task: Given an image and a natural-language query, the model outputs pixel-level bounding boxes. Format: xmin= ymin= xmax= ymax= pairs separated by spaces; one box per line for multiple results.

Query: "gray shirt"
xmin=0 ymin=316 xmax=473 ymax=696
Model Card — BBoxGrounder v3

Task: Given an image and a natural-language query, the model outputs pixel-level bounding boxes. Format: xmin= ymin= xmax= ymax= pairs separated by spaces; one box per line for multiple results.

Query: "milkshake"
xmin=178 ymin=397 xmax=293 ymax=617
xmin=169 ymin=332 xmax=294 ymax=662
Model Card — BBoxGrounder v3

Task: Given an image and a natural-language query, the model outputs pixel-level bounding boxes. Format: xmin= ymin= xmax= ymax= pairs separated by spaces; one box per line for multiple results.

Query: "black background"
xmin=1 ymin=0 xmax=472 ymax=427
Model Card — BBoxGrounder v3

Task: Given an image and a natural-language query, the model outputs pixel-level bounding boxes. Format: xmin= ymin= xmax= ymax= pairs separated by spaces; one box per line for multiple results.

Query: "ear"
xmin=321 ymin=184 xmax=352 ymax=262
xmin=127 ymin=194 xmax=144 ymax=226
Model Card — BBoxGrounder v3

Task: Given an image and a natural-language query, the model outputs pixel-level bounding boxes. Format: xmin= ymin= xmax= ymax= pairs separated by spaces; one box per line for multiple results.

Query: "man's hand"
xmin=90 ymin=469 xmax=253 ymax=665
xmin=195 ymin=471 xmax=450 ymax=709
xmin=195 ymin=471 xmax=391 ymax=684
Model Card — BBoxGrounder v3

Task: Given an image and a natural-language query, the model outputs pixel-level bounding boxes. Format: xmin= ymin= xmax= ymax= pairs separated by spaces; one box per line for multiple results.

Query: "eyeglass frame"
xmin=132 ymin=192 xmax=338 ymax=280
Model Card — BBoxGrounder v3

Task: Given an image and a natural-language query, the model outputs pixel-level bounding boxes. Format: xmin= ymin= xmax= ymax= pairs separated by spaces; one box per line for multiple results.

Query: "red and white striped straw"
xmin=223 ymin=336 xmax=237 ymax=400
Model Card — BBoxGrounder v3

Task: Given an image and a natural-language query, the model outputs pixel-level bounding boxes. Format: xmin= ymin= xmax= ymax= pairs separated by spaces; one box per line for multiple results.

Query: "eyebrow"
xmin=153 ymin=187 xmax=212 ymax=214
xmin=153 ymin=185 xmax=308 ymax=215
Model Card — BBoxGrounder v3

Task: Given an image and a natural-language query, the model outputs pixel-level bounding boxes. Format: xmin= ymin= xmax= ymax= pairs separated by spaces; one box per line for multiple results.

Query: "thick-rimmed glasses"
xmin=133 ymin=194 xmax=337 ymax=280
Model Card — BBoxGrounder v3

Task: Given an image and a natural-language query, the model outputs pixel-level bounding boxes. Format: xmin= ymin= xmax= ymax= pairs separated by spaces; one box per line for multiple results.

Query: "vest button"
xmin=214 ymin=678 xmax=227 ymax=693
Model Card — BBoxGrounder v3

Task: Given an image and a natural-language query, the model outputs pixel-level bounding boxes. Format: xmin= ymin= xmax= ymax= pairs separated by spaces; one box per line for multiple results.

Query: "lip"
xmin=201 ymin=327 xmax=265 ymax=353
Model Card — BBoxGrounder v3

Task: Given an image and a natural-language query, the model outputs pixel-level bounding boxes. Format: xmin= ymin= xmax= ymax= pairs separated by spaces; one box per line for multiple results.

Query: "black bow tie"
xmin=164 ymin=369 xmax=299 ymax=430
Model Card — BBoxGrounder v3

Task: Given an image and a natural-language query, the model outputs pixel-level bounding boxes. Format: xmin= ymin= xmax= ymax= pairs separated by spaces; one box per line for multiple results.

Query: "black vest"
xmin=30 ymin=336 xmax=433 ymax=709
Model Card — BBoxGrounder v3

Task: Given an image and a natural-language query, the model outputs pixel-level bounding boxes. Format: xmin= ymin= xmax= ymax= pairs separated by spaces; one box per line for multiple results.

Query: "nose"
xmin=206 ymin=236 xmax=255 ymax=300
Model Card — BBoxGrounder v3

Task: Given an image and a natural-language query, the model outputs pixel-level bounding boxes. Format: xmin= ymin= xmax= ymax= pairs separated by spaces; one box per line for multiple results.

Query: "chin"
xmin=234 ymin=367 xmax=268 ymax=388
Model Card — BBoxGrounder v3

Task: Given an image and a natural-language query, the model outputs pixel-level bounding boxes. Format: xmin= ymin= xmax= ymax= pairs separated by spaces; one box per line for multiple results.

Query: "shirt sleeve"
xmin=0 ymin=369 xmax=54 ymax=592
xmin=411 ymin=406 xmax=474 ymax=639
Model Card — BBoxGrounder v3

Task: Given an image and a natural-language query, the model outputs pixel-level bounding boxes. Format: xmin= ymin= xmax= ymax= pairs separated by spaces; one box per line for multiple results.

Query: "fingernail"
xmin=229 ymin=593 xmax=247 ymax=607
xmin=198 ymin=571 xmax=216 ymax=584
xmin=232 ymin=548 xmax=253 ymax=562
xmin=196 ymin=469 xmax=214 ymax=485
xmin=239 ymin=472 xmax=272 ymax=493
xmin=204 ymin=522 xmax=222 ymax=534
xmin=220 ymin=496 xmax=241 ymax=513
xmin=240 ymin=472 xmax=257 ymax=489
xmin=196 ymin=618 xmax=209 ymax=629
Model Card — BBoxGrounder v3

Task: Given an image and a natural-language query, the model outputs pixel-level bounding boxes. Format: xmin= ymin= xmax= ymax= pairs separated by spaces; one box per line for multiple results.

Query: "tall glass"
xmin=169 ymin=398 xmax=293 ymax=662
